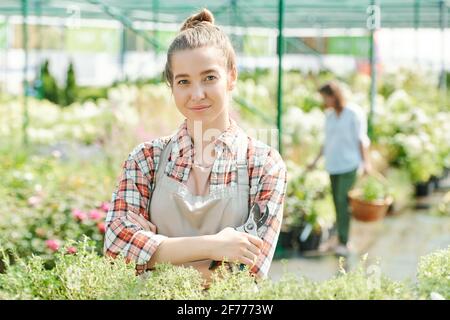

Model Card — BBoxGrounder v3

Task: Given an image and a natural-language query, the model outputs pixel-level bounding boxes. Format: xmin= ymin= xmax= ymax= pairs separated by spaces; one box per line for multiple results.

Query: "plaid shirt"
xmin=104 ymin=118 xmax=287 ymax=279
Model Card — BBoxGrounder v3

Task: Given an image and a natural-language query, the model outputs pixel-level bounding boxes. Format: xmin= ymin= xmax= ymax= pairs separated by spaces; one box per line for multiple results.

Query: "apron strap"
xmin=236 ymin=131 xmax=249 ymax=210
xmin=153 ymin=131 xmax=249 ymax=207
xmin=155 ymin=137 xmax=173 ymax=186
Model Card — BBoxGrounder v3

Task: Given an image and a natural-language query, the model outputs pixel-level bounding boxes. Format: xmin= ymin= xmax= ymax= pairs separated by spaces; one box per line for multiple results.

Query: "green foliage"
xmin=416 ymin=246 xmax=450 ymax=300
xmin=139 ymin=263 xmax=205 ymax=300
xmin=62 ymin=61 xmax=78 ymax=107
xmin=360 ymin=176 xmax=387 ymax=202
xmin=0 ymin=238 xmax=139 ymax=300
xmin=1 ymin=241 xmax=447 ymax=300
xmin=38 ymin=60 xmax=96 ymax=107
xmin=284 ymin=164 xmax=332 ymax=231
xmin=0 ymin=149 xmax=114 ymax=266
xmin=0 ymin=68 xmax=448 ymax=300
xmin=0 ymin=238 xmax=207 ymax=300
xmin=372 ymin=69 xmax=449 ymax=183
xmin=206 ymin=264 xmax=262 ymax=299
xmin=384 ymin=168 xmax=414 ymax=212
xmin=40 ymin=60 xmax=60 ymax=105
xmin=307 ymin=257 xmax=413 ymax=300
xmin=76 ymin=86 xmax=108 ymax=103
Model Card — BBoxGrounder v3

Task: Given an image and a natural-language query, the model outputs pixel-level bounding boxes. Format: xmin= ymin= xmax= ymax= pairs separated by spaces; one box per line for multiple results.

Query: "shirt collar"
xmin=331 ymin=106 xmax=347 ymax=118
xmin=171 ymin=118 xmax=242 ymax=160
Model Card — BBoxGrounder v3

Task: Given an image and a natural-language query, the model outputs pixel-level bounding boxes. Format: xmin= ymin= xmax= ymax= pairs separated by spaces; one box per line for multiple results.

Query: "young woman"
xmin=104 ymin=9 xmax=287 ymax=285
xmin=309 ymin=81 xmax=371 ymax=256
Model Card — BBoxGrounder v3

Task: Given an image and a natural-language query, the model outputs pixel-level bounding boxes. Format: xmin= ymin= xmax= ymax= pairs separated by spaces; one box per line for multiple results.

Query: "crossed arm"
xmin=104 ymin=147 xmax=287 ymax=284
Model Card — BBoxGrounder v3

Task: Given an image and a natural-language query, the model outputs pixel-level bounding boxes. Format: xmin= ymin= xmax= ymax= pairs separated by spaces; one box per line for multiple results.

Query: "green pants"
xmin=330 ymin=169 xmax=357 ymax=245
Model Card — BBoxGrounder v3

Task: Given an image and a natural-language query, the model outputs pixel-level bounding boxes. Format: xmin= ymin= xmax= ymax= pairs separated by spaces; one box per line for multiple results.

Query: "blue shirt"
xmin=324 ymin=104 xmax=370 ymax=175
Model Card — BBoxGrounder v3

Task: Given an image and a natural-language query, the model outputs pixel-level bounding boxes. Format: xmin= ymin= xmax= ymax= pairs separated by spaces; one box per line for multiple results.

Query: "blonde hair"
xmin=164 ymin=8 xmax=237 ymax=87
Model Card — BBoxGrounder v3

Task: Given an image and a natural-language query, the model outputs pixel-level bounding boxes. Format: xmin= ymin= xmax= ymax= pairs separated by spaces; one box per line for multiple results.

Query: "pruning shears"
xmin=209 ymin=203 xmax=269 ymax=271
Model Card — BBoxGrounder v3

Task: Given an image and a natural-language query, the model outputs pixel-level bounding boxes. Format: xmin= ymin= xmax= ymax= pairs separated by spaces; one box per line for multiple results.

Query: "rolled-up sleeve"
xmin=250 ymin=148 xmax=287 ymax=280
xmin=104 ymin=150 xmax=167 ymax=274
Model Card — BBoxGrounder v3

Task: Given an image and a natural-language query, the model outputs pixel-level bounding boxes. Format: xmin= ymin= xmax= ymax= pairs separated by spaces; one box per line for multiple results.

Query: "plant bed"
xmin=1 ymin=238 xmax=448 ymax=300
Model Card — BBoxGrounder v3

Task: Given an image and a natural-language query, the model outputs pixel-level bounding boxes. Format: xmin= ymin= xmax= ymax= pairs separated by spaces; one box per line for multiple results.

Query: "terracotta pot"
xmin=348 ymin=189 xmax=393 ymax=222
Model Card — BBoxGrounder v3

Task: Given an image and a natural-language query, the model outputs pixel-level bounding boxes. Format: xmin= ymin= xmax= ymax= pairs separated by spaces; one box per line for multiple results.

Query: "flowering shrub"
xmin=284 ymin=163 xmax=334 ymax=234
xmin=0 ymin=83 xmax=183 ymax=164
xmin=0 ymin=239 xmax=447 ymax=300
xmin=0 ymin=98 xmax=114 ymax=146
xmin=0 ymin=239 xmax=139 ymax=300
xmin=0 ymin=151 xmax=113 ymax=267
xmin=282 ymin=107 xmax=324 ymax=166
xmin=3 ymin=69 xmax=446 ymax=184
xmin=373 ymin=81 xmax=449 ymax=183
xmin=416 ymin=247 xmax=450 ymax=300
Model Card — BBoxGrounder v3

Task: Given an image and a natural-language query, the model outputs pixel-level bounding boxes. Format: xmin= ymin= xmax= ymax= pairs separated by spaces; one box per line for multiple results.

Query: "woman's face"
xmin=320 ymin=93 xmax=336 ymax=109
xmin=170 ymin=46 xmax=236 ymax=125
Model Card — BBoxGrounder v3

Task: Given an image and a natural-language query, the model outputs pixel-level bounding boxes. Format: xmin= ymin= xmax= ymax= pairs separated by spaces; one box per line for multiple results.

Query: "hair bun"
xmin=180 ymin=8 xmax=215 ymax=31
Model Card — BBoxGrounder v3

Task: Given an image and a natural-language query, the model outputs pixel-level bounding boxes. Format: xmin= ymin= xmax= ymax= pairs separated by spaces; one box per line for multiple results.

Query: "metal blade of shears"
xmin=255 ymin=206 xmax=269 ymax=229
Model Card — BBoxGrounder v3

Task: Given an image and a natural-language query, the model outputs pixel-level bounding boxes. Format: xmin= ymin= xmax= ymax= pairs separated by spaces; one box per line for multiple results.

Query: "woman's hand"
xmin=362 ymin=160 xmax=373 ymax=176
xmin=126 ymin=210 xmax=157 ymax=233
xmin=306 ymin=161 xmax=316 ymax=171
xmin=210 ymin=227 xmax=263 ymax=268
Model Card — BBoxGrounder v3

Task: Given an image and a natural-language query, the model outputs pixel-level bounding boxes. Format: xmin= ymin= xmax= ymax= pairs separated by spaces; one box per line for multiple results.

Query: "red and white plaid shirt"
xmin=104 ymin=118 xmax=287 ymax=279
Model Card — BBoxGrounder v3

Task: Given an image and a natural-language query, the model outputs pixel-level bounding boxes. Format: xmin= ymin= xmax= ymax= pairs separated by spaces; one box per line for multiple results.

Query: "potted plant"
xmin=296 ymin=207 xmax=323 ymax=253
xmin=285 ymin=169 xmax=330 ymax=253
xmin=415 ymin=180 xmax=434 ymax=197
xmin=283 ymin=188 xmax=308 ymax=251
xmin=348 ymin=174 xmax=393 ymax=222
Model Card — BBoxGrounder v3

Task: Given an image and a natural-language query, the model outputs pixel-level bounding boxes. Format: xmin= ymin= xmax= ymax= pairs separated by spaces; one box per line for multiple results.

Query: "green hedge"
xmin=0 ymin=239 xmax=448 ymax=300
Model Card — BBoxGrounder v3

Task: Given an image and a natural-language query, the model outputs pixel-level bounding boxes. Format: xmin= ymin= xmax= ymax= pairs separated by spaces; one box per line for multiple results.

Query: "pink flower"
xmin=97 ymin=222 xmax=106 ymax=234
xmin=66 ymin=246 xmax=77 ymax=254
xmin=89 ymin=209 xmax=104 ymax=220
xmin=45 ymin=239 xmax=60 ymax=252
xmin=27 ymin=195 xmax=42 ymax=207
xmin=99 ymin=202 xmax=111 ymax=212
xmin=72 ymin=208 xmax=87 ymax=222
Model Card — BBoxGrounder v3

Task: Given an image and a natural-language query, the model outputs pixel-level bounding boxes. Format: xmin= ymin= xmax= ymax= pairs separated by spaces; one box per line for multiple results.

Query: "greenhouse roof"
xmin=0 ymin=0 xmax=448 ymax=29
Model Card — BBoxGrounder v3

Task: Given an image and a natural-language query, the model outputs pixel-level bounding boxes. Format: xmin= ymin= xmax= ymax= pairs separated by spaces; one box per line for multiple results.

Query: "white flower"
xmin=430 ymin=292 xmax=445 ymax=300
xmin=386 ymin=89 xmax=412 ymax=111
xmin=304 ymin=170 xmax=329 ymax=192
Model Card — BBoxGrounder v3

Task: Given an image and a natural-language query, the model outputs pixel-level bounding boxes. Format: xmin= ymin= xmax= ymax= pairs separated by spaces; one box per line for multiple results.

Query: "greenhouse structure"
xmin=1 ymin=0 xmax=449 ymax=148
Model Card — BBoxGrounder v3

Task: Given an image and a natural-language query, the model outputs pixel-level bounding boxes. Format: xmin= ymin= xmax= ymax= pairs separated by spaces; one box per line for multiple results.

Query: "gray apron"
xmin=149 ymin=131 xmax=249 ymax=237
